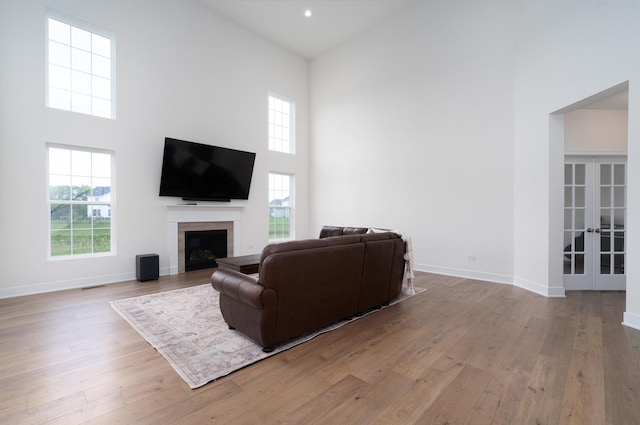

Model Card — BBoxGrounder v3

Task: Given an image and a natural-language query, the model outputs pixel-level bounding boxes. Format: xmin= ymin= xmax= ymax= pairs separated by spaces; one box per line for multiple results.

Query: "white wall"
xmin=564 ymin=109 xmax=628 ymax=153
xmin=512 ymin=0 xmax=640 ymax=323
xmin=3 ymin=0 xmax=640 ymax=328
xmin=0 ymin=0 xmax=309 ymax=297
xmin=310 ymin=0 xmax=516 ymax=283
xmin=309 ymin=0 xmax=640 ymax=327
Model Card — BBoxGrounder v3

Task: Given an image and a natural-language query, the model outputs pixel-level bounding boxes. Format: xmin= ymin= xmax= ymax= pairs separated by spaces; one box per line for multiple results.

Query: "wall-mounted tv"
xmin=159 ymin=137 xmax=256 ymax=202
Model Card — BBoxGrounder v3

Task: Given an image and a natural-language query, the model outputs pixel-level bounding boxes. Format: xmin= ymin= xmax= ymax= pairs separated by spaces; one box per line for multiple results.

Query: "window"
xmin=269 ymin=173 xmax=293 ymax=240
xmin=48 ymin=145 xmax=114 ymax=258
xmin=46 ymin=11 xmax=115 ymax=119
xmin=268 ymin=93 xmax=295 ymax=153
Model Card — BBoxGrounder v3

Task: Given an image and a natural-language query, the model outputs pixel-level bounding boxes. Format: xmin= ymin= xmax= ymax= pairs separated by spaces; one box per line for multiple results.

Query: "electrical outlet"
xmin=468 ymin=255 xmax=477 ymax=261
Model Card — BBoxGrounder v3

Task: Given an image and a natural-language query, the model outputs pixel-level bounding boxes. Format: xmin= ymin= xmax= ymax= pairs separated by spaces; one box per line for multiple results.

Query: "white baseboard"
xmin=414 ymin=264 xmax=513 ymax=285
xmin=0 ymin=270 xmax=170 ymax=300
xmin=513 ymin=276 xmax=566 ymax=298
xmin=622 ymin=311 xmax=640 ymax=331
xmin=414 ymin=264 xmax=566 ymax=298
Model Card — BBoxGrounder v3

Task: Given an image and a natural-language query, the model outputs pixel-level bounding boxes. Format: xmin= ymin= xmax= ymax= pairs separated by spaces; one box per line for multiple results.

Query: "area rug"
xmin=110 ymin=283 xmax=423 ymax=389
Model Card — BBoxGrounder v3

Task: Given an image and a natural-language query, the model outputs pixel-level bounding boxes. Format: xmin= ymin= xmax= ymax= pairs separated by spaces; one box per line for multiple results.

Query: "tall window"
xmin=47 ymin=11 xmax=115 ymax=119
xmin=269 ymin=173 xmax=293 ymax=240
xmin=268 ymin=93 xmax=295 ymax=153
xmin=48 ymin=145 xmax=114 ymax=258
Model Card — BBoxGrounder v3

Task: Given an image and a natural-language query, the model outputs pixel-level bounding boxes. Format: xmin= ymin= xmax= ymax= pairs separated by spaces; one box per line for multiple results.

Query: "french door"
xmin=563 ymin=157 xmax=626 ymax=290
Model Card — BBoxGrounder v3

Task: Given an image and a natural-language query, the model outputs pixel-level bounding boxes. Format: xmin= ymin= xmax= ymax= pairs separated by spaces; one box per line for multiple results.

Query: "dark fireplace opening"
xmin=184 ymin=229 xmax=227 ymax=271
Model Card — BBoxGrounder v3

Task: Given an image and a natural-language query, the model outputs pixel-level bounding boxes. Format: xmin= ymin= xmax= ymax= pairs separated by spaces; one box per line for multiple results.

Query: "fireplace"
xmin=184 ymin=230 xmax=227 ymax=271
xmin=177 ymin=221 xmax=233 ymax=274
xmin=166 ymin=205 xmax=243 ymax=275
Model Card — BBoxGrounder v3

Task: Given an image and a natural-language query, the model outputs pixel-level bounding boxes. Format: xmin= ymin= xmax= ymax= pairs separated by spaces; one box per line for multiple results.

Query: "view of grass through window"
xmin=48 ymin=146 xmax=113 ymax=257
xmin=269 ymin=216 xmax=290 ymax=240
xmin=50 ymin=205 xmax=111 ymax=256
xmin=268 ymin=173 xmax=291 ymax=240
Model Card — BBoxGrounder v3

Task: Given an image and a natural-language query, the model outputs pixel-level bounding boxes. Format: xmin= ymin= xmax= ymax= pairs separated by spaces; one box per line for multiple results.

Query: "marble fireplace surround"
xmin=166 ymin=205 xmax=242 ymax=275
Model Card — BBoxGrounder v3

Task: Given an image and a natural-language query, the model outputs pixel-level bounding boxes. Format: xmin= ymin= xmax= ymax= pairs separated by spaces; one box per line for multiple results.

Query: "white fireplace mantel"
xmin=166 ymin=204 xmax=243 ymax=275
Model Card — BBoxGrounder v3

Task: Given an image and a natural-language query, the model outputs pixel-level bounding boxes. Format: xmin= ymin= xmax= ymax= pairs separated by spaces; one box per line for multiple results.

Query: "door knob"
xmin=595 ymin=228 xmax=601 ymax=233
xmin=587 ymin=228 xmax=594 ymax=233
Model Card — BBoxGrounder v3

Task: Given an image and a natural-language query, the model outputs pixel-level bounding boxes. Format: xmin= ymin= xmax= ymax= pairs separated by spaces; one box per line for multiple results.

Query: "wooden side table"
xmin=215 ymin=254 xmax=261 ymax=274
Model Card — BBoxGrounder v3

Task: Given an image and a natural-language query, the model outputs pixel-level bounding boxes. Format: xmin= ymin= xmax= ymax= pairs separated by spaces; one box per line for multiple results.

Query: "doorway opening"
xmin=553 ymin=81 xmax=629 ymax=291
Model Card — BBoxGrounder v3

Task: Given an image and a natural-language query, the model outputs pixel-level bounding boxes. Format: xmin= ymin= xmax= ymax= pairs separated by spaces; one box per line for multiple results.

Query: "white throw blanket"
xmin=367 ymin=228 xmax=416 ymax=294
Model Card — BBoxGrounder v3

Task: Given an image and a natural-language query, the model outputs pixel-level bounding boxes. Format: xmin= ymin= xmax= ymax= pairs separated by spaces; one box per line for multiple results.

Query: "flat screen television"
xmin=159 ymin=137 xmax=256 ymax=202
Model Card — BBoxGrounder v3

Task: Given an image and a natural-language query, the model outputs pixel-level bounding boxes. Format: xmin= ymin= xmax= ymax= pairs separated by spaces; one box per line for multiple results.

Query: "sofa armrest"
xmin=211 ymin=269 xmax=264 ymax=309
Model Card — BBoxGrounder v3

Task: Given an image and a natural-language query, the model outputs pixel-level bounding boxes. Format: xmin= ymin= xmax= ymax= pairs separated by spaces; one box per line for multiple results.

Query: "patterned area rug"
xmin=110 ymin=283 xmax=423 ymax=389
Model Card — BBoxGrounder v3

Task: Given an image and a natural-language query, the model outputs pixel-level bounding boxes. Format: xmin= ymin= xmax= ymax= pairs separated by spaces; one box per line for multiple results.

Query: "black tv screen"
xmin=159 ymin=137 xmax=256 ymax=201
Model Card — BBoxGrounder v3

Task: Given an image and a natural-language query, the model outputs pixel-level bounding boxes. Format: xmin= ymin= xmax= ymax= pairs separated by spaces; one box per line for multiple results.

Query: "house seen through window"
xmin=47 ymin=11 xmax=115 ymax=119
xmin=48 ymin=145 xmax=114 ymax=258
xmin=269 ymin=173 xmax=292 ymax=240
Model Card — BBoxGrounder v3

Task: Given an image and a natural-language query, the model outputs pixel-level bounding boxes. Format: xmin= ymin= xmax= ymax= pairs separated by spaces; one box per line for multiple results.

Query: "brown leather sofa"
xmin=210 ymin=227 xmax=406 ymax=352
xmin=317 ymin=226 xmax=369 ymax=238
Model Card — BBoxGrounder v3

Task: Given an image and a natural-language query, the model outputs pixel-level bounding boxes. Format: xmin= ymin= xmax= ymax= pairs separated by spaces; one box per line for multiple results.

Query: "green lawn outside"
xmin=51 ymin=219 xmax=111 ymax=256
xmin=51 ymin=219 xmax=111 ymax=230
xmin=269 ymin=216 xmax=290 ymax=239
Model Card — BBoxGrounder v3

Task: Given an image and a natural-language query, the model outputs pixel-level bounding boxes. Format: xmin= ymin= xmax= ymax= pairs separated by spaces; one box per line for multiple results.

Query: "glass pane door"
xmin=595 ymin=160 xmax=626 ymax=289
xmin=563 ymin=157 xmax=626 ymax=291
xmin=564 ymin=162 xmax=591 ymax=285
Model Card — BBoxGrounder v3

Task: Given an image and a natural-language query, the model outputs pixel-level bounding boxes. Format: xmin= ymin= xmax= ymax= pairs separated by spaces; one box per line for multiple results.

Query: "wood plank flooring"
xmin=1 ymin=271 xmax=639 ymax=424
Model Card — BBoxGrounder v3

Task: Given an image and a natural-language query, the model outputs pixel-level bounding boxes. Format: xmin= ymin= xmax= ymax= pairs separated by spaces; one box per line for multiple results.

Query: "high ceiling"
xmin=197 ymin=0 xmax=420 ymax=59
xmin=197 ymin=1 xmax=629 ymax=111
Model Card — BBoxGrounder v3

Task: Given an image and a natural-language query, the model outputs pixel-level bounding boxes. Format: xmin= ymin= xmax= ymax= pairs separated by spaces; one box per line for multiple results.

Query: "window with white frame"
xmin=268 ymin=93 xmax=295 ymax=153
xmin=48 ymin=145 xmax=115 ymax=258
xmin=268 ymin=173 xmax=293 ymax=240
xmin=47 ymin=11 xmax=115 ymax=119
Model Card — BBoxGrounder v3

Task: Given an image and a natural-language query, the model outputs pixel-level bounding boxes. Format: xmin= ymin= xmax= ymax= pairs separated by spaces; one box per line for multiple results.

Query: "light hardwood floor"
xmin=1 ymin=270 xmax=639 ymax=425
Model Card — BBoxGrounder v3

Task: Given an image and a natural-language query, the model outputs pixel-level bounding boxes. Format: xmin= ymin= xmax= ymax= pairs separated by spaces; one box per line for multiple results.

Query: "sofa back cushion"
xmin=358 ymin=232 xmax=395 ymax=242
xmin=319 ymin=226 xmax=369 ymax=238
xmin=259 ymin=243 xmax=365 ymax=343
xmin=342 ymin=226 xmax=370 ymax=235
xmin=318 ymin=226 xmax=344 ymax=238
xmin=260 ymin=234 xmax=361 ymax=271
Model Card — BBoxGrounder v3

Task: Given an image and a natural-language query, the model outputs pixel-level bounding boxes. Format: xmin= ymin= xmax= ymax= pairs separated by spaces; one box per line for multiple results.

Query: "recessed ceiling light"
xmin=304 ymin=10 xmax=312 ymax=17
